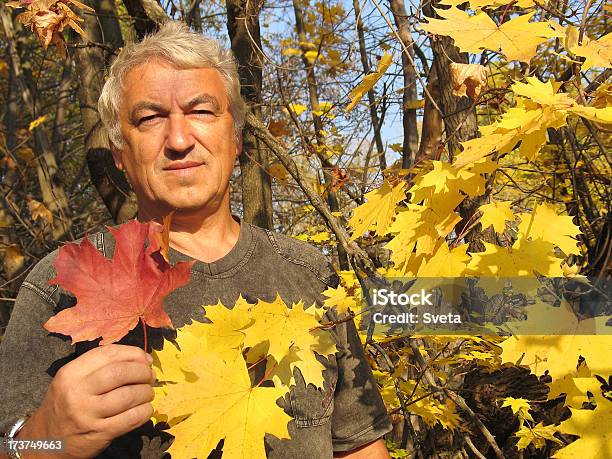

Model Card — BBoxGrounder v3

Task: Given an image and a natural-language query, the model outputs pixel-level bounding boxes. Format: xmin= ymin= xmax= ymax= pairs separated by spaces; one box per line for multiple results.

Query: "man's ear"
xmin=110 ymin=144 xmax=124 ymax=171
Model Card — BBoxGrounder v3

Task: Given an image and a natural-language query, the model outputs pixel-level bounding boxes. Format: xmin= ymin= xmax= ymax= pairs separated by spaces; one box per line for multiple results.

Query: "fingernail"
xmin=146 ymin=353 xmax=154 ymax=363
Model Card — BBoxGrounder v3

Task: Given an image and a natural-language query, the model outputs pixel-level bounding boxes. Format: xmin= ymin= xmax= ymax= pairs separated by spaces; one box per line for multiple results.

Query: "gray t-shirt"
xmin=0 ymin=218 xmax=391 ymax=458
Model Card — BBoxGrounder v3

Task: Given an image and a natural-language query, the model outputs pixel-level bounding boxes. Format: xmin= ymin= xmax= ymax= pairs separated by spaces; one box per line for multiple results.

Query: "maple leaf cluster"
xmin=6 ymin=0 xmax=93 ymax=55
xmin=336 ymin=71 xmax=610 ymax=457
xmin=152 ymin=295 xmax=337 ymax=459
xmin=42 ymin=219 xmax=344 ymax=459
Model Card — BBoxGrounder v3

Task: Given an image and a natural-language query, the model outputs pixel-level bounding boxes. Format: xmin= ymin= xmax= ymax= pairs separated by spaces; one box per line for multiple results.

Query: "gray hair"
xmin=98 ymin=21 xmax=246 ymax=149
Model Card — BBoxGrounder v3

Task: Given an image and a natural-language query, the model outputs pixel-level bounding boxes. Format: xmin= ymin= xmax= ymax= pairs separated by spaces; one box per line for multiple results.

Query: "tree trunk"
xmin=422 ymin=1 xmax=478 ymax=156
xmin=416 ymin=63 xmax=443 ymax=164
xmin=72 ymin=0 xmax=138 ymax=223
xmin=292 ymin=0 xmax=349 ymax=269
xmin=226 ymin=0 xmax=273 ymax=229
xmin=389 ymin=0 xmax=419 ymax=169
xmin=422 ymin=1 xmax=485 ymax=248
xmin=52 ymin=55 xmax=72 ymax=153
xmin=187 ymin=0 xmax=203 ymax=32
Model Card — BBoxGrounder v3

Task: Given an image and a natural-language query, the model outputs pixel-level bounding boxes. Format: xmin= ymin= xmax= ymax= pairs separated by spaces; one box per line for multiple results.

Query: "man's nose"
xmin=165 ymin=114 xmax=195 ymax=154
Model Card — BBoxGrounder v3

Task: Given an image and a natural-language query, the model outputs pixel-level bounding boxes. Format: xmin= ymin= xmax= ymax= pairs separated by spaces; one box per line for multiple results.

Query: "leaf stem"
xmin=247 ymin=354 xmax=267 ymax=371
xmin=256 ymin=360 xmax=278 ymax=387
xmin=498 ymin=1 xmax=516 ymax=25
xmin=141 ymin=317 xmax=148 ymax=352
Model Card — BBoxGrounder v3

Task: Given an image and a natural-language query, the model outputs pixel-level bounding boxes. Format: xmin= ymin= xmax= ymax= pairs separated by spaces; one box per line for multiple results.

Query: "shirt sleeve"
xmin=330 ymin=317 xmax=393 ymax=452
xmin=0 ymin=260 xmax=73 ymax=434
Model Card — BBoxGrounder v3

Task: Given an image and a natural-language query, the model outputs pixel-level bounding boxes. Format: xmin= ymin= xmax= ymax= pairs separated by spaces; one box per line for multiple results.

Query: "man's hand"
xmin=17 ymin=344 xmax=156 ymax=459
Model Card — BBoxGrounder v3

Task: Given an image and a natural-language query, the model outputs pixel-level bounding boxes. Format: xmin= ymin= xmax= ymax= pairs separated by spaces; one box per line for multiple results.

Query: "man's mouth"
xmin=163 ymin=161 xmax=204 ymax=171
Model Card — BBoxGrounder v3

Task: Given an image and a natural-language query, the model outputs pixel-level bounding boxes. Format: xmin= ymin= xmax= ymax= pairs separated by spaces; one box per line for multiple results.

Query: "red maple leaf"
xmin=44 ymin=219 xmax=194 ymax=345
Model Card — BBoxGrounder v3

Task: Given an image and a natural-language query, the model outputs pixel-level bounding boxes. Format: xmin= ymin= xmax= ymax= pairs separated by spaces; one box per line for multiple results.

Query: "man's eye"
xmin=138 ymin=114 xmax=161 ymax=125
xmin=192 ymin=109 xmax=214 ymax=116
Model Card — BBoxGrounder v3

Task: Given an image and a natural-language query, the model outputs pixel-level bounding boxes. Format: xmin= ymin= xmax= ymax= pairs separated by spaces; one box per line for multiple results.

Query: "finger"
xmin=68 ymin=345 xmax=152 ymax=378
xmin=95 ymin=384 xmax=155 ymax=418
xmin=89 ymin=362 xmax=156 ymax=395
xmin=99 ymin=402 xmax=154 ymax=438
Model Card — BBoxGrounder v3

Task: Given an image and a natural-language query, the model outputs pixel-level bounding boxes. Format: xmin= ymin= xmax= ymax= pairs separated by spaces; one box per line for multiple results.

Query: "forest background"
xmin=0 ymin=0 xmax=610 ymax=457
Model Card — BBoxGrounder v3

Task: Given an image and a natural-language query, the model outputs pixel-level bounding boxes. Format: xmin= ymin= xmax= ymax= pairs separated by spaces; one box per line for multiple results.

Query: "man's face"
xmin=113 ymin=60 xmax=240 ymax=217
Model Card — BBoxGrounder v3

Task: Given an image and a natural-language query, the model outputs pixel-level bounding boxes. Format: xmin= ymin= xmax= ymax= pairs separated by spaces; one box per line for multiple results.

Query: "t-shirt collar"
xmin=168 ymin=215 xmax=254 ymax=276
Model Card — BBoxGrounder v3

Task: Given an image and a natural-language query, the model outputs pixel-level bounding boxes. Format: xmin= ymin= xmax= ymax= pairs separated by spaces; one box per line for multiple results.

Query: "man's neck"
xmin=139 ymin=207 xmax=241 ymax=264
xmin=170 ymin=211 xmax=240 ymax=263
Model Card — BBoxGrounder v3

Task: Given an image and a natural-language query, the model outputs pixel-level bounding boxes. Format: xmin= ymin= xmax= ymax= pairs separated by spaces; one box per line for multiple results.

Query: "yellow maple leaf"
xmin=304 ymin=49 xmax=319 ymax=64
xmin=454 ymin=77 xmax=612 ymax=167
xmin=515 ymin=422 xmax=562 ymax=450
xmin=469 ymin=239 xmax=564 ymax=277
xmin=454 ymin=129 xmax=516 ymax=168
xmin=322 ymin=285 xmax=358 ymax=315
xmin=517 ymin=202 xmax=581 ymax=255
xmin=553 ymin=394 xmax=612 ymax=458
xmin=281 ymin=47 xmax=301 ymax=57
xmin=376 ymin=373 xmax=461 ymax=430
xmin=200 ymin=299 xmax=253 ymax=358
xmin=456 ymin=101 xmax=565 ymax=166
xmin=346 ymin=52 xmax=393 ymax=111
xmin=500 ymin=315 xmax=612 ymax=380
xmin=385 ymin=207 xmax=421 ymax=268
xmin=28 ymin=114 xmax=48 ymax=131
xmin=412 ymin=160 xmax=489 ymax=198
xmin=287 ymin=103 xmax=307 ymax=115
xmin=501 ymin=397 xmax=534 ymax=422
xmin=309 ymin=231 xmax=331 ymax=243
xmin=154 ymin=340 xmax=291 ymax=459
xmin=416 ymin=243 xmax=470 ymax=277
xmin=240 ymin=295 xmax=337 ymax=387
xmin=385 ymin=194 xmax=463 ymax=262
xmin=313 ymin=101 xmax=335 ymax=118
xmin=512 ymin=78 xmax=612 ymax=123
xmin=421 ymin=8 xmax=559 ymax=62
xmin=565 ymin=26 xmax=612 ymax=71
xmin=547 ymin=363 xmax=601 ymax=408
xmin=511 ymin=78 xmax=574 ymax=107
xmin=478 ymin=200 xmax=515 ymax=233
xmin=348 ymin=179 xmax=406 ymax=240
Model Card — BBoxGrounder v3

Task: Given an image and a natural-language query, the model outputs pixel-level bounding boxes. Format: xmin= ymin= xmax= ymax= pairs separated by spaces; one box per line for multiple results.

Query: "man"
xmin=0 ymin=22 xmax=392 ymax=458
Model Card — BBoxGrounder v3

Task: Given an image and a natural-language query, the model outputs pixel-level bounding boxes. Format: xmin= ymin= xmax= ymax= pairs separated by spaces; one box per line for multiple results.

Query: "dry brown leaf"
xmin=450 ymin=63 xmax=489 ymax=100
xmin=17 ymin=146 xmax=35 ymax=163
xmin=268 ymin=163 xmax=289 ymax=185
xmin=331 ymin=166 xmax=349 ymax=192
xmin=8 ymin=0 xmax=94 ymax=54
xmin=151 ymin=212 xmax=173 ymax=263
xmin=27 ymin=198 xmax=53 ymax=224
xmin=0 ymin=209 xmax=14 ymax=228
xmin=267 ymin=119 xmax=290 ymax=137
xmin=0 ymin=60 xmax=9 ymax=75
xmin=0 ymin=155 xmax=17 ymax=171
xmin=3 ymin=244 xmax=25 ymax=278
